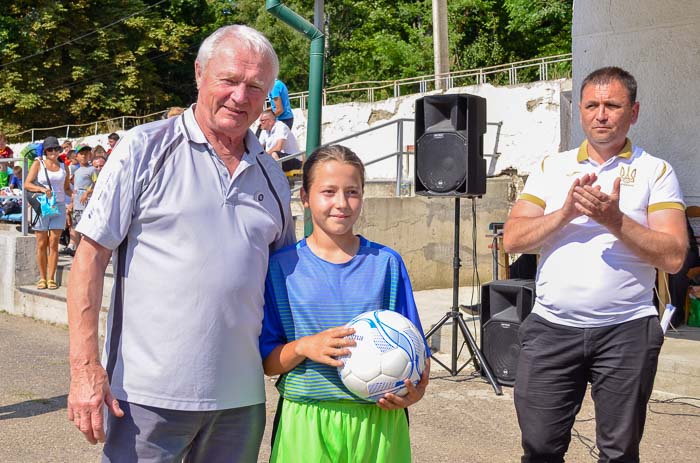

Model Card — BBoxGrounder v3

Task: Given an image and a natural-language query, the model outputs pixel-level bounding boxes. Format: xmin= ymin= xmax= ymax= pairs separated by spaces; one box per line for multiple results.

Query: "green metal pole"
xmin=266 ymin=0 xmax=325 ymax=237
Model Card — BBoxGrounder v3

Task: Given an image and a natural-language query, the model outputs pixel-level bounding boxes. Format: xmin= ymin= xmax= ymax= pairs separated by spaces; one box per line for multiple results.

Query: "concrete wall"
xmin=572 ymin=0 xmax=700 ymax=204
xmin=0 ymin=227 xmax=37 ymax=312
xmin=355 ymin=176 xmax=515 ymax=290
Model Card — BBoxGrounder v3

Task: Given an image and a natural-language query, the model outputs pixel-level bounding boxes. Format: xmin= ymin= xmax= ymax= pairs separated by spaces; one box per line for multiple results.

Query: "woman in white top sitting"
xmin=24 ymin=136 xmax=72 ymax=290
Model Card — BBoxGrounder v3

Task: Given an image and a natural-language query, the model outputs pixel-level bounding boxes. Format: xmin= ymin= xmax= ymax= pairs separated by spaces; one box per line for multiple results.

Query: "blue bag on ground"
xmin=38 ymin=194 xmax=60 ymax=218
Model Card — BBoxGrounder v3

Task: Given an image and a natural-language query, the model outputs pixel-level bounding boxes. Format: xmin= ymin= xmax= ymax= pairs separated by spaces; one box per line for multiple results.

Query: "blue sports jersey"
xmin=260 ymin=236 xmax=428 ymax=403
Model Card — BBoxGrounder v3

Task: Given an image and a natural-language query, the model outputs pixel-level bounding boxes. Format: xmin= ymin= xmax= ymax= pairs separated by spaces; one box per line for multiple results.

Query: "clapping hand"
xmin=573 ymin=176 xmax=623 ymax=229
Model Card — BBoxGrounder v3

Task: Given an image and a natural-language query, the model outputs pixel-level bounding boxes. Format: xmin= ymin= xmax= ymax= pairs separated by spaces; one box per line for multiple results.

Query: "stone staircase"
xmin=14 ymin=253 xmax=112 ymax=334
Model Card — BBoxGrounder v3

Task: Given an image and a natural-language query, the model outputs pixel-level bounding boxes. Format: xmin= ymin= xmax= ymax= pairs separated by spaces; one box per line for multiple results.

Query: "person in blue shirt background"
xmin=268 ymin=78 xmax=294 ymax=129
xmin=9 ymin=165 xmax=22 ymax=189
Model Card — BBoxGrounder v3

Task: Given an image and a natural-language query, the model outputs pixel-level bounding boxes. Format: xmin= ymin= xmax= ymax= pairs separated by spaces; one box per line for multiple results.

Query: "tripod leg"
xmin=456 ymin=315 xmax=503 ymax=395
xmin=424 ymin=312 xmax=458 ymax=374
xmin=424 ymin=312 xmax=452 ymax=340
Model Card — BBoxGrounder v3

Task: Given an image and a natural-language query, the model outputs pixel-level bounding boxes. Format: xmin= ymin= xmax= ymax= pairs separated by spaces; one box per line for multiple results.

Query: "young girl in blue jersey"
xmin=260 ymin=145 xmax=430 ymax=462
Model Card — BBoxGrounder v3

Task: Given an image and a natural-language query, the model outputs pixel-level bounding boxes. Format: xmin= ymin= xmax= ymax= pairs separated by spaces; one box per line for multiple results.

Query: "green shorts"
xmin=270 ymin=398 xmax=411 ymax=463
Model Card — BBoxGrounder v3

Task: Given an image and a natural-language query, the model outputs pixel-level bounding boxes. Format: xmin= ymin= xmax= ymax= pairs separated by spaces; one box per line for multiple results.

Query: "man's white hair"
xmin=196 ymin=25 xmax=279 ymax=92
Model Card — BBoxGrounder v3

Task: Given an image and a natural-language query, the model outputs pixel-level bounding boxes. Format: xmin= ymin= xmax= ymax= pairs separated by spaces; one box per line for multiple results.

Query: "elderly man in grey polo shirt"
xmin=66 ymin=25 xmax=295 ymax=462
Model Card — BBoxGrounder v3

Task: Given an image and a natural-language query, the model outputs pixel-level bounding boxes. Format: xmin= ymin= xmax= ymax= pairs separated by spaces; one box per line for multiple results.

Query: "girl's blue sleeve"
xmin=259 ymin=272 xmax=287 ymax=360
xmin=395 ymin=256 xmax=432 ymax=357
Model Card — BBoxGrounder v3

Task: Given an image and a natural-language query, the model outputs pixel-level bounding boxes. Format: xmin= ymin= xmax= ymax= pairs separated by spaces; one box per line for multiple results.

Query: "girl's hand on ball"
xmin=377 ymin=358 xmax=431 ymax=410
xmin=295 ymin=326 xmax=356 ymax=367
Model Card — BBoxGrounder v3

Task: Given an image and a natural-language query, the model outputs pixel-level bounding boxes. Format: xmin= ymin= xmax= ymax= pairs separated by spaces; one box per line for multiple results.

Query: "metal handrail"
xmin=292 ymin=53 xmax=572 ymax=107
xmin=8 ymin=110 xmax=166 ymax=142
xmin=7 ymin=53 xmax=570 ymax=142
xmin=279 ymin=118 xmax=503 ymax=196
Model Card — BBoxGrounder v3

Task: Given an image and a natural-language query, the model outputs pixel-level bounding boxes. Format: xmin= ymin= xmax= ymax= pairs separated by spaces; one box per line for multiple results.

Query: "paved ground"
xmin=2 ymin=311 xmax=699 ymax=462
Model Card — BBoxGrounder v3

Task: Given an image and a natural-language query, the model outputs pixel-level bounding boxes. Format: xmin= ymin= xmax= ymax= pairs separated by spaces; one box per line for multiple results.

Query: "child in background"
xmin=260 ymin=145 xmax=430 ymax=463
xmin=78 ymin=155 xmax=105 ymax=205
xmin=0 ymin=133 xmax=13 ymax=188
xmin=58 ymin=140 xmax=73 ymax=166
xmin=91 ymin=144 xmax=107 ymax=160
xmin=0 ymin=132 xmax=12 ymax=159
xmin=9 ymin=166 xmax=22 ymax=190
xmin=64 ymin=144 xmax=95 ymax=256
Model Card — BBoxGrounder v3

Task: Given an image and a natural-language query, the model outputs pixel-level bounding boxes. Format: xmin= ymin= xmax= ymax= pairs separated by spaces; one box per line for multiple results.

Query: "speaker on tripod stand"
xmin=417 ymin=94 xmax=502 ymax=395
xmin=415 ymin=94 xmax=487 ymax=197
xmin=480 ymin=279 xmax=536 ymax=386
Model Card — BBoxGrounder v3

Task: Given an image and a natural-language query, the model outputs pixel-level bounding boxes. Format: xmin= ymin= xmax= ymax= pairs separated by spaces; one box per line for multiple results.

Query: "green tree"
xmin=324 ymin=0 xmax=433 ymax=86
xmin=0 ymin=0 xmax=204 ymax=136
xmin=0 ymin=0 xmax=572 ymax=137
xmin=504 ymin=0 xmax=572 ymax=57
xmin=448 ymin=0 xmax=511 ymax=71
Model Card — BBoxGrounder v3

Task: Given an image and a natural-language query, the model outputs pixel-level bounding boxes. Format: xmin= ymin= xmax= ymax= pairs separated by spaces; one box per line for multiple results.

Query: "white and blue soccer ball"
xmin=338 ymin=310 xmax=427 ymax=402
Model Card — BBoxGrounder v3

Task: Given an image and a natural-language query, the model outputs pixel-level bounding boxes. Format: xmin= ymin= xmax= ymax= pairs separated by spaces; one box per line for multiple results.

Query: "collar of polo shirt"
xmin=181 ymin=105 xmax=264 ymax=162
xmin=577 ymin=138 xmax=633 ymax=163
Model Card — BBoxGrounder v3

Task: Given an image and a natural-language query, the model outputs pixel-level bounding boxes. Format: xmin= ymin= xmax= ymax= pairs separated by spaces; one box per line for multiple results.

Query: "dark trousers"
xmin=280 ymin=117 xmax=293 ymax=129
xmin=514 ymin=314 xmax=664 ymax=463
xmin=278 ymin=153 xmax=302 ymax=172
xmin=103 ymin=401 xmax=265 ymax=463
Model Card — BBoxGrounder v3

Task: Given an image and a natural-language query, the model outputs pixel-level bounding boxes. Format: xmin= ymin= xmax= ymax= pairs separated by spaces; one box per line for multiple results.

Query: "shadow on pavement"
xmin=0 ymin=394 xmax=67 ymax=420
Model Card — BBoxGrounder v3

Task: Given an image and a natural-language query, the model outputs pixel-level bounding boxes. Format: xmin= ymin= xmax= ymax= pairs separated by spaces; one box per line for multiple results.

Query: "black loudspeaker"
xmin=480 ymin=279 xmax=536 ymax=386
xmin=414 ymin=94 xmax=487 ymax=197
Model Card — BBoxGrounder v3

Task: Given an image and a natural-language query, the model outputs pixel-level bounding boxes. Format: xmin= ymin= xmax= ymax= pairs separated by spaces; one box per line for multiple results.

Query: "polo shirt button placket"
xmin=225 ymin=189 xmax=238 ymax=207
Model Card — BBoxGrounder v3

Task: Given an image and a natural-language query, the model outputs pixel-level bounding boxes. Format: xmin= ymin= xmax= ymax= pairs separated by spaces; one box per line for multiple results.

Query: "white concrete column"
xmin=432 ymin=0 xmax=450 ymax=90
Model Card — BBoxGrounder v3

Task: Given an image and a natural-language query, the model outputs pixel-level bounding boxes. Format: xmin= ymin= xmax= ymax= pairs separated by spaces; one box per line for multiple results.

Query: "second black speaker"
xmin=480 ymin=279 xmax=536 ymax=386
xmin=414 ymin=94 xmax=487 ymax=197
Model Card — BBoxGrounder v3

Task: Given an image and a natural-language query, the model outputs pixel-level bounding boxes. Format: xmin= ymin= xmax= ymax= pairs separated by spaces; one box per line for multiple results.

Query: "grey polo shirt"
xmin=77 ymin=106 xmax=295 ymax=411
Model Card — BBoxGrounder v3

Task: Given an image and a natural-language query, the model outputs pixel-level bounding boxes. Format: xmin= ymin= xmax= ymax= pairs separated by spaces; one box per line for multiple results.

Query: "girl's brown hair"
xmin=302 ymin=145 xmax=365 ymax=193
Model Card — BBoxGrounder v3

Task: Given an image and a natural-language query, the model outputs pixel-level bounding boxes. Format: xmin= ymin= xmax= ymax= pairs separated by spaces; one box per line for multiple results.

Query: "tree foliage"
xmin=0 ymin=0 xmax=572 ymax=137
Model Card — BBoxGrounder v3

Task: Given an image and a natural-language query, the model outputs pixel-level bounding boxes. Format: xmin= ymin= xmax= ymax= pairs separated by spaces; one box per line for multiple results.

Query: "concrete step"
xmin=654 ymin=327 xmax=700 ymax=397
xmin=14 ymin=254 xmax=113 ymax=336
xmin=14 ymin=286 xmax=111 ymax=339
xmin=54 ymin=253 xmax=114 ymax=288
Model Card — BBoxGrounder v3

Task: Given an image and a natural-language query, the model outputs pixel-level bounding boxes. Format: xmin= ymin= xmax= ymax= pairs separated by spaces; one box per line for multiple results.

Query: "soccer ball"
xmin=337 ymin=310 xmax=427 ymax=402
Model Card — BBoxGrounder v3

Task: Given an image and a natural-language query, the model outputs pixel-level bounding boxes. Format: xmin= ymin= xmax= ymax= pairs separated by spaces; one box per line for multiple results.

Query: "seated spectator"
xmin=0 ymin=132 xmax=13 ymax=188
xmin=9 ymin=166 xmax=22 ymax=190
xmin=258 ymin=110 xmax=302 ymax=172
xmin=107 ymin=132 xmax=120 ymax=156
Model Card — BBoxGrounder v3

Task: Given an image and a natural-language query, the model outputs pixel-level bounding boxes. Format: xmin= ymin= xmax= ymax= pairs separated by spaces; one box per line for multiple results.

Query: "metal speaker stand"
xmin=424 ymin=197 xmax=503 ymax=395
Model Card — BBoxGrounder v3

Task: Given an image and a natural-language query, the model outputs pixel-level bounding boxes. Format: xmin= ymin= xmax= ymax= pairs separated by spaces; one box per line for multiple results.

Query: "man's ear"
xmin=194 ymin=61 xmax=202 ymax=89
xmin=630 ymin=101 xmax=640 ymax=125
